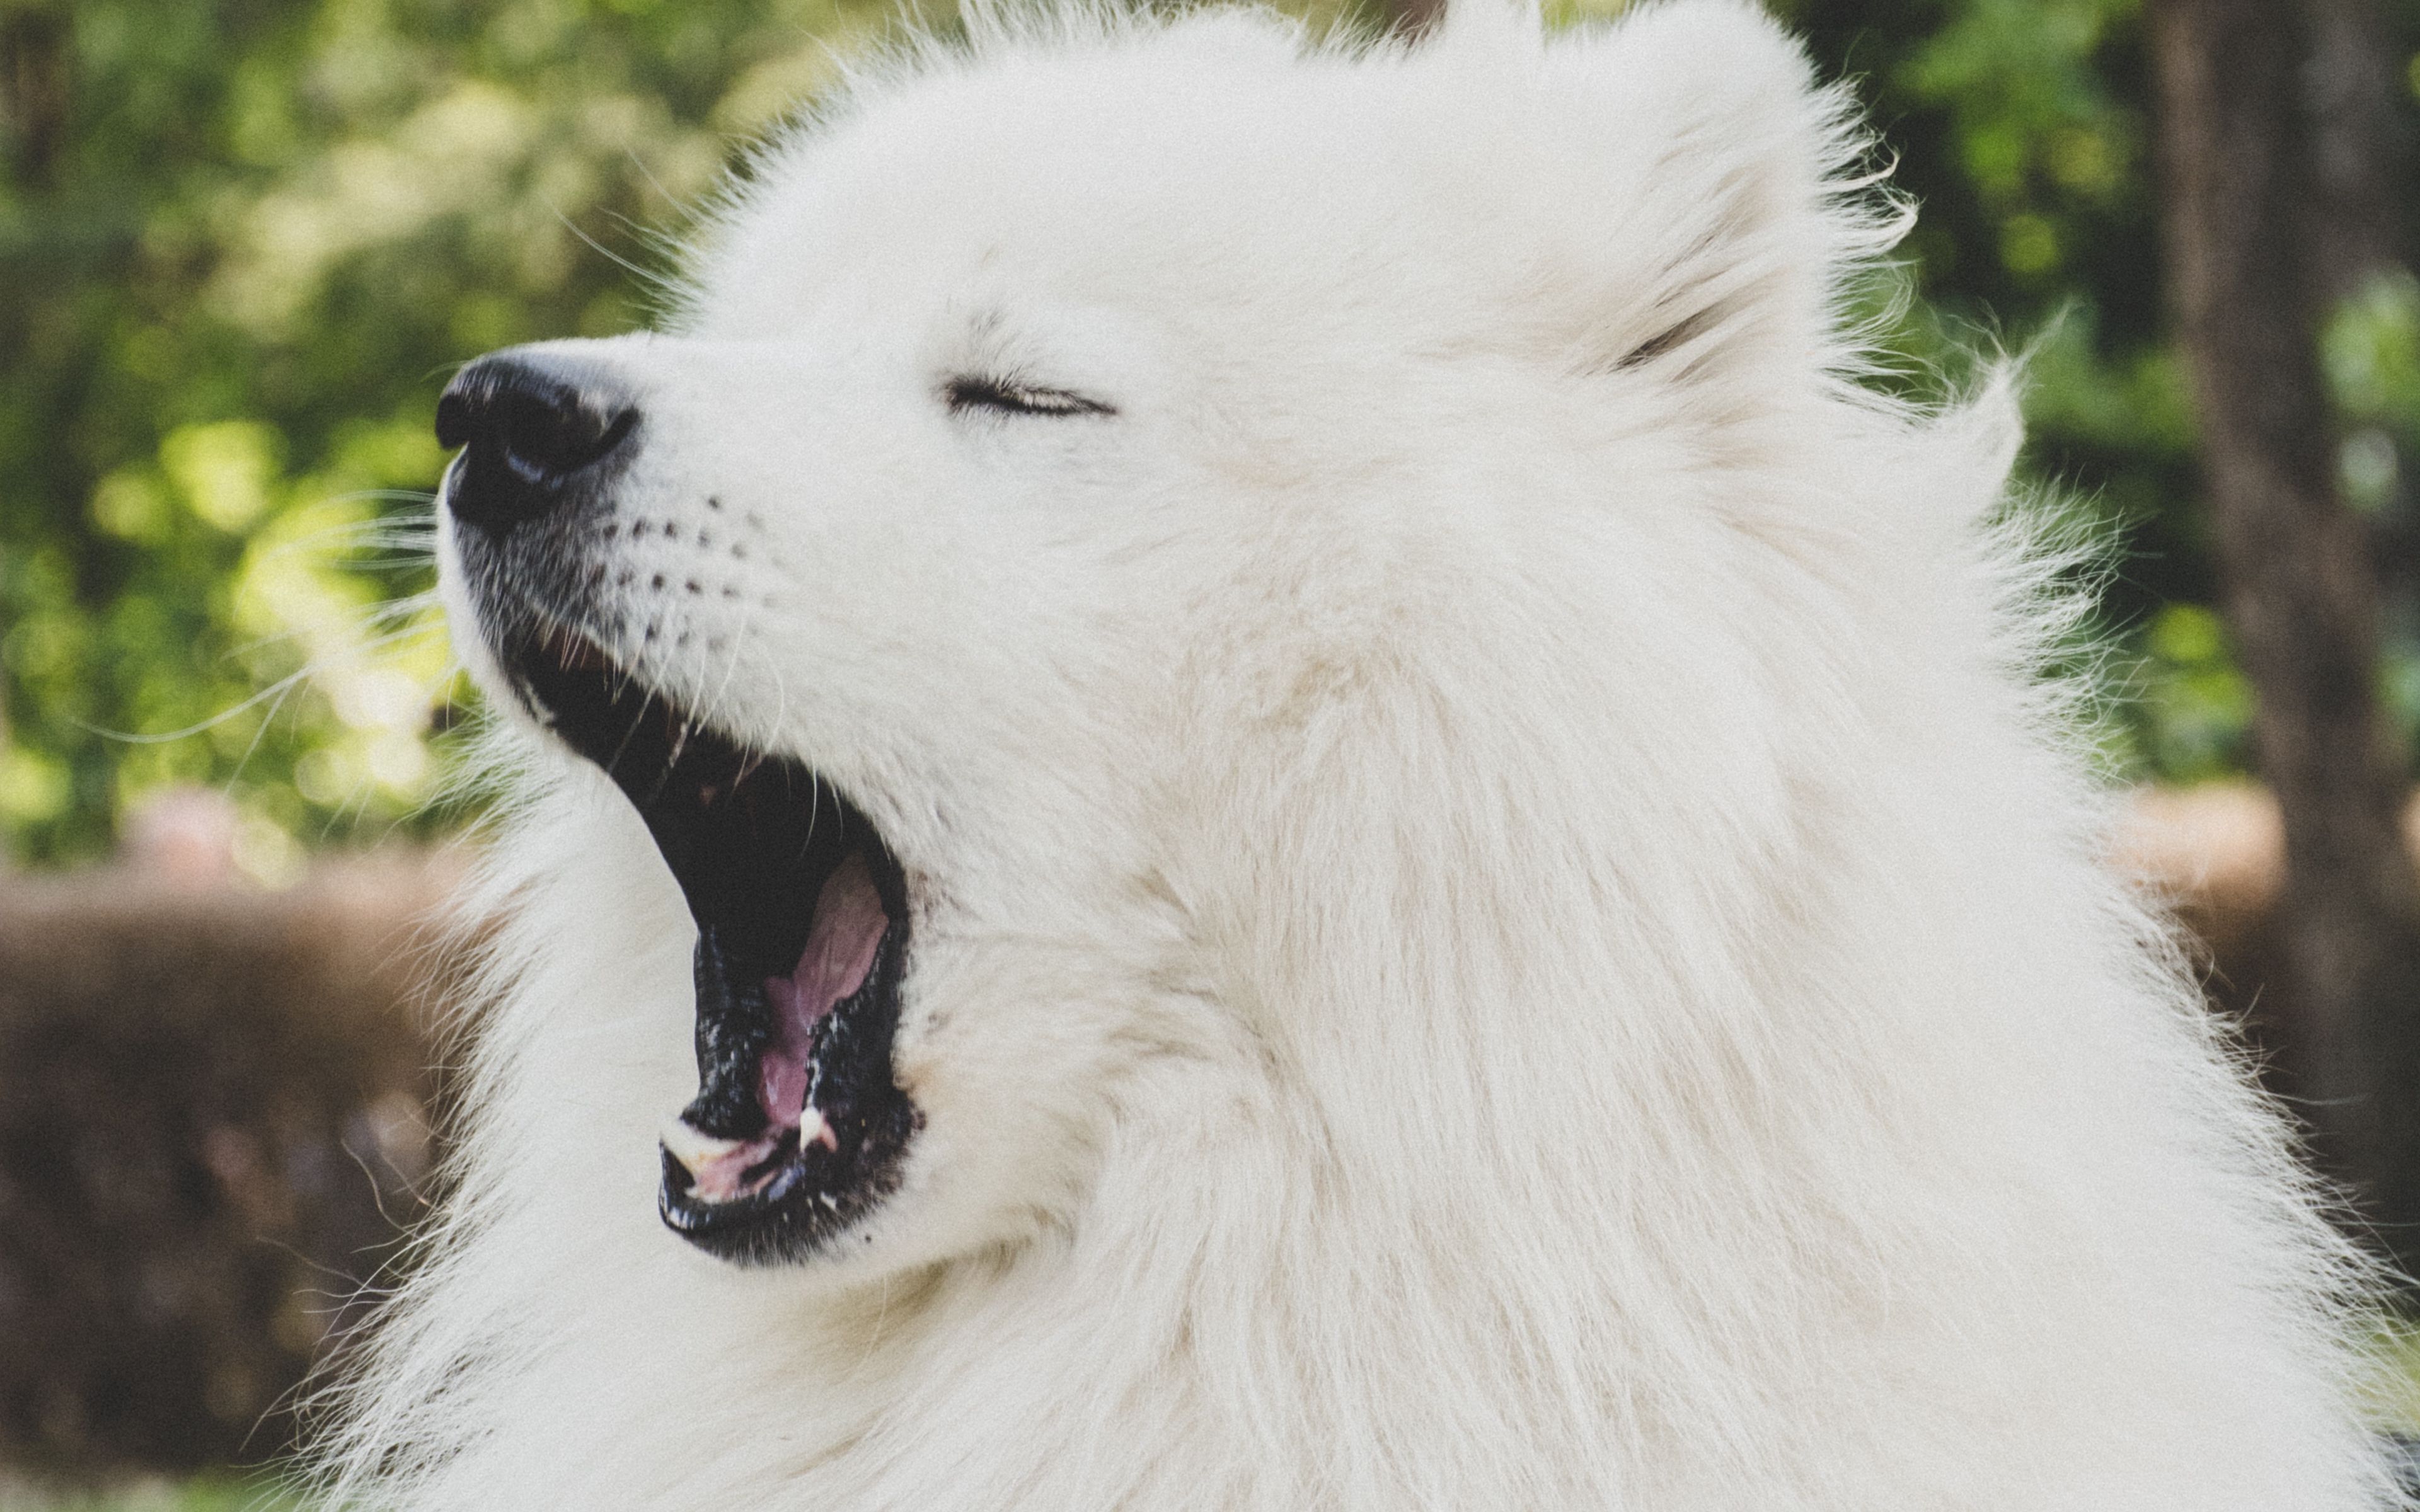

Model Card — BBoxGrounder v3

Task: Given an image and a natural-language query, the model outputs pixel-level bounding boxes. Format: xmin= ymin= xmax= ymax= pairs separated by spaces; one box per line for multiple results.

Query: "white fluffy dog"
xmin=323 ymin=2 xmax=2403 ymax=1506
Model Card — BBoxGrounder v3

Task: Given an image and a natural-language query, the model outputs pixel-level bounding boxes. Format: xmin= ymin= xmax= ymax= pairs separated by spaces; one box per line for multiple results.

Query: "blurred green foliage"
xmin=1780 ymin=0 xmax=2420 ymax=782
xmin=0 ymin=0 xmax=2415 ymax=866
xmin=0 ymin=0 xmax=953 ymax=866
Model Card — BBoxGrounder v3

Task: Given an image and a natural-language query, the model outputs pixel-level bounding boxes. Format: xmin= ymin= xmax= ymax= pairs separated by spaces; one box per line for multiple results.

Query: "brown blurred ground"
xmin=0 ymin=844 xmax=466 ymax=1477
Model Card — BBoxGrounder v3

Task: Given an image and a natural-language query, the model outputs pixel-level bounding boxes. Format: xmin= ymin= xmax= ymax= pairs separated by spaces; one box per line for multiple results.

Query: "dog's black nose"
xmin=437 ymin=352 xmax=639 ymax=534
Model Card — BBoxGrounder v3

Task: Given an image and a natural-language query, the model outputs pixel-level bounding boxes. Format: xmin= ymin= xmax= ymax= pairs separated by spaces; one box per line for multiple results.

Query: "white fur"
xmin=320 ymin=3 xmax=2404 ymax=1506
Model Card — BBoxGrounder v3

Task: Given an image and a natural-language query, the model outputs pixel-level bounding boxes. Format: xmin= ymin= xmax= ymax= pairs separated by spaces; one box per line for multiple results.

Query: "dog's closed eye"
xmin=943 ymin=375 xmax=1116 ymax=418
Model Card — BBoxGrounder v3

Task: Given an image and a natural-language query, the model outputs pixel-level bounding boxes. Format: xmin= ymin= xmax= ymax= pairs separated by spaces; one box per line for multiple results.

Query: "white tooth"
xmin=661 ymin=1119 xmax=749 ymax=1173
xmin=804 ymin=1108 xmax=840 ymax=1152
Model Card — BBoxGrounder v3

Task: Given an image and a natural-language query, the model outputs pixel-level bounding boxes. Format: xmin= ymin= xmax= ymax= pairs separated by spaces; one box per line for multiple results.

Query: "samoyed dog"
xmin=323 ymin=1 xmax=2401 ymax=1505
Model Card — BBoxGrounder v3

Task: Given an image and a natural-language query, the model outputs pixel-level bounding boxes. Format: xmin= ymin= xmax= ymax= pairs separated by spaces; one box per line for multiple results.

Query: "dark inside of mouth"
xmin=500 ymin=621 xmax=915 ymax=1258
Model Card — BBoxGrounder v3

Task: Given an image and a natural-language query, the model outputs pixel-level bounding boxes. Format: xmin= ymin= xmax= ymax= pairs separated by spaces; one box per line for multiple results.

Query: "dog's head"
xmin=435 ymin=0 xmax=1888 ymax=1273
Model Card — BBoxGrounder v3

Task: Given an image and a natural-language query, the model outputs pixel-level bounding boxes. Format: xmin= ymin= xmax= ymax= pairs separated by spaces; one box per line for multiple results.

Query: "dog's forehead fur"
xmin=687 ymin=3 xmax=1838 ymax=382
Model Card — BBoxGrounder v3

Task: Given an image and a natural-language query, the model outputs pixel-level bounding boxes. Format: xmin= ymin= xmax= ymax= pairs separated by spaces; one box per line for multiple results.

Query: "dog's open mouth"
xmin=499 ymin=621 xmax=917 ymax=1265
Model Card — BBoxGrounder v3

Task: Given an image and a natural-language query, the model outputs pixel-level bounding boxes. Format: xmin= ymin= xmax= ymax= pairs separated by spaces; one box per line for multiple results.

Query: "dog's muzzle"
xmin=434 ymin=348 xmax=923 ymax=1268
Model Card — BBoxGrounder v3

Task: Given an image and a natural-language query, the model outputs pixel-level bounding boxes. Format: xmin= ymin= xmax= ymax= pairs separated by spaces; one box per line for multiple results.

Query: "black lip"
xmin=495 ymin=617 xmax=918 ymax=1266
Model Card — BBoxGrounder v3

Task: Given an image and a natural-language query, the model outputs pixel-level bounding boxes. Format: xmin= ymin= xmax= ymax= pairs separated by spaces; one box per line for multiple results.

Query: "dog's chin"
xmin=495 ymin=615 xmax=920 ymax=1267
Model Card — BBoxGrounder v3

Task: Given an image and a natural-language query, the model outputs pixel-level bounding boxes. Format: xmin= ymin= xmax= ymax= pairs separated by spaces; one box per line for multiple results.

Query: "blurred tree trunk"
xmin=2151 ymin=0 xmax=2420 ymax=1283
xmin=0 ymin=7 xmax=67 ymax=189
xmin=2305 ymin=0 xmax=2411 ymax=297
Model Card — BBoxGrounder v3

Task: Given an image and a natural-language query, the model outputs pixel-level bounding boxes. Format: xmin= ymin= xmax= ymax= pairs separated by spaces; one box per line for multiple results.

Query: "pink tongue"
xmin=758 ymin=854 xmax=887 ymax=1130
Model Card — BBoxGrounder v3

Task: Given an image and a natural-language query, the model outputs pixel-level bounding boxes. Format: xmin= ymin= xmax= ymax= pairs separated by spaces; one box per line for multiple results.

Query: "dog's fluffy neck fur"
xmin=337 ymin=546 xmax=2390 ymax=1506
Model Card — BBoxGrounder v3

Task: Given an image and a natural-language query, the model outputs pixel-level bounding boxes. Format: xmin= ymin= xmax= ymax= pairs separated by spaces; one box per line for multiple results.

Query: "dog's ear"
xmin=1540 ymin=0 xmax=1898 ymax=406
